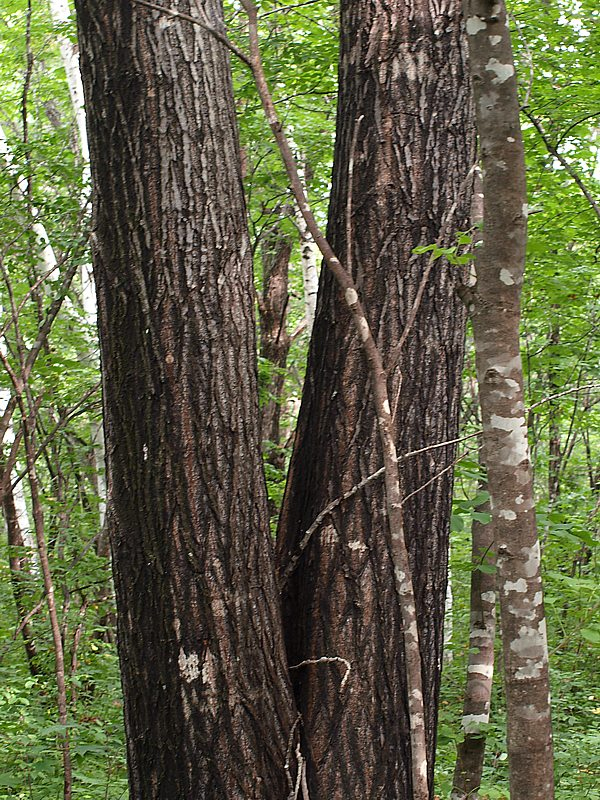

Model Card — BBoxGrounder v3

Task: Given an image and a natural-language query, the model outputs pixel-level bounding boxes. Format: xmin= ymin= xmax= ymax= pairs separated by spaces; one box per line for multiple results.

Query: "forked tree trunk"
xmin=464 ymin=1 xmax=555 ymax=797
xmin=75 ymin=1 xmax=297 ymax=796
xmin=277 ymin=0 xmax=475 ymax=796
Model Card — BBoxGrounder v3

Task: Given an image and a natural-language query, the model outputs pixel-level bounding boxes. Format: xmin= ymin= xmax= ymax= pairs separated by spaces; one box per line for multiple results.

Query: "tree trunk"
xmin=451 ymin=476 xmax=496 ymax=799
xmin=3 ymin=476 xmax=40 ymax=675
xmin=277 ymin=1 xmax=475 ymax=796
xmin=259 ymin=222 xmax=292 ymax=456
xmin=75 ymin=2 xmax=297 ymax=796
xmin=464 ymin=2 xmax=555 ymax=797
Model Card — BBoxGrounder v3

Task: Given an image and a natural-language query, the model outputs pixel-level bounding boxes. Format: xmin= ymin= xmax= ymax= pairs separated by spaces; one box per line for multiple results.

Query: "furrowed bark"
xmin=273 ymin=0 xmax=475 ymax=796
xmin=464 ymin=2 xmax=555 ymax=797
xmin=75 ymin=1 xmax=297 ymax=796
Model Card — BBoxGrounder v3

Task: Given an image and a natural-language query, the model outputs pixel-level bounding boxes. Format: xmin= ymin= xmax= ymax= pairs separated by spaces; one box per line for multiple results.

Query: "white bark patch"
xmin=485 ymin=58 xmax=515 ymax=84
xmin=515 ymin=494 xmax=524 ymax=505
xmin=488 ymin=35 xmax=503 ymax=45
xmin=522 ymin=203 xmax=528 ymax=217
xmin=507 ymin=136 xmax=515 ymax=142
xmin=481 ymin=591 xmax=496 ymax=604
xmin=499 ymin=509 xmax=517 ymax=521
xmin=462 ymin=713 xmax=489 ymax=733
xmin=500 ymin=268 xmax=515 ymax=285
xmin=510 ymin=624 xmax=548 ymax=679
xmin=515 ymin=661 xmax=545 ymax=680
xmin=468 ymin=664 xmax=493 ymax=679
xmin=521 ymin=541 xmax=541 ymax=578
xmin=357 ymin=316 xmax=370 ymax=342
xmin=382 ymin=399 xmax=391 ymax=415
xmin=178 ymin=649 xmax=200 ymax=683
xmin=504 ymin=578 xmax=527 ymax=593
xmin=345 ymin=287 xmax=358 ymax=306
xmin=348 ymin=540 xmax=367 ymax=552
xmin=466 ymin=16 xmax=487 ymax=35
xmin=489 ymin=415 xmax=529 ymax=466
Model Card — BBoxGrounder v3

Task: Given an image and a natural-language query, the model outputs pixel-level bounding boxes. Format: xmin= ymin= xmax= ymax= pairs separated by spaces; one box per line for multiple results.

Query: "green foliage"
xmin=0 ymin=0 xmax=598 ymax=797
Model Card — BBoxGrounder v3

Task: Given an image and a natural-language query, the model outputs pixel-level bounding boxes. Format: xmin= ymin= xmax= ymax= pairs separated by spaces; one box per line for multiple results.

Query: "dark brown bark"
xmin=75 ymin=2 xmax=297 ymax=797
xmin=277 ymin=1 xmax=475 ymax=797
xmin=464 ymin=2 xmax=555 ymax=797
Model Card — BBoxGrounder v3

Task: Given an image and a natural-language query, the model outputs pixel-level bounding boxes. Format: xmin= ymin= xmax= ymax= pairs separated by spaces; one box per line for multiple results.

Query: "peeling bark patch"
xmin=485 ymin=59 xmax=515 ymax=84
xmin=178 ymin=648 xmax=200 ymax=683
xmin=481 ymin=591 xmax=496 ymax=604
xmin=500 ymin=268 xmax=515 ymax=285
xmin=488 ymin=35 xmax=502 ymax=46
xmin=499 ymin=509 xmax=517 ymax=520
xmin=466 ymin=16 xmax=487 ymax=35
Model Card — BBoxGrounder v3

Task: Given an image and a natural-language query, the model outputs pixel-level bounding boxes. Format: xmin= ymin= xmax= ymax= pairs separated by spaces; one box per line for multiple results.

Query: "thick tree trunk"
xmin=277 ymin=1 xmax=475 ymax=797
xmin=75 ymin=2 xmax=297 ymax=796
xmin=464 ymin=2 xmax=555 ymax=798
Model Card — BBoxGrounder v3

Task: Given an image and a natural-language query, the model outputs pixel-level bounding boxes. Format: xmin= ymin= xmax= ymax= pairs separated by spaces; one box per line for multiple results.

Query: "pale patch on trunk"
xmin=178 ymin=649 xmax=201 ymax=683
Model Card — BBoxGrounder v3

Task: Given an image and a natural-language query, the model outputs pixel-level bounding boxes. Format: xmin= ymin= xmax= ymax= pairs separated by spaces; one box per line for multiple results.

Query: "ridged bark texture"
xmin=75 ymin=1 xmax=297 ymax=796
xmin=277 ymin=1 xmax=475 ymax=797
xmin=464 ymin=1 xmax=555 ymax=798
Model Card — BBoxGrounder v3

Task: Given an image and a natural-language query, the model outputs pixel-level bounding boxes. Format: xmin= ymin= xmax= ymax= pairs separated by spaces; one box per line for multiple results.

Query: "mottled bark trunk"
xmin=451 ymin=478 xmax=496 ymax=799
xmin=75 ymin=2 xmax=297 ymax=797
xmin=277 ymin=1 xmax=475 ymax=797
xmin=259 ymin=224 xmax=292 ymax=456
xmin=464 ymin=2 xmax=555 ymax=798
